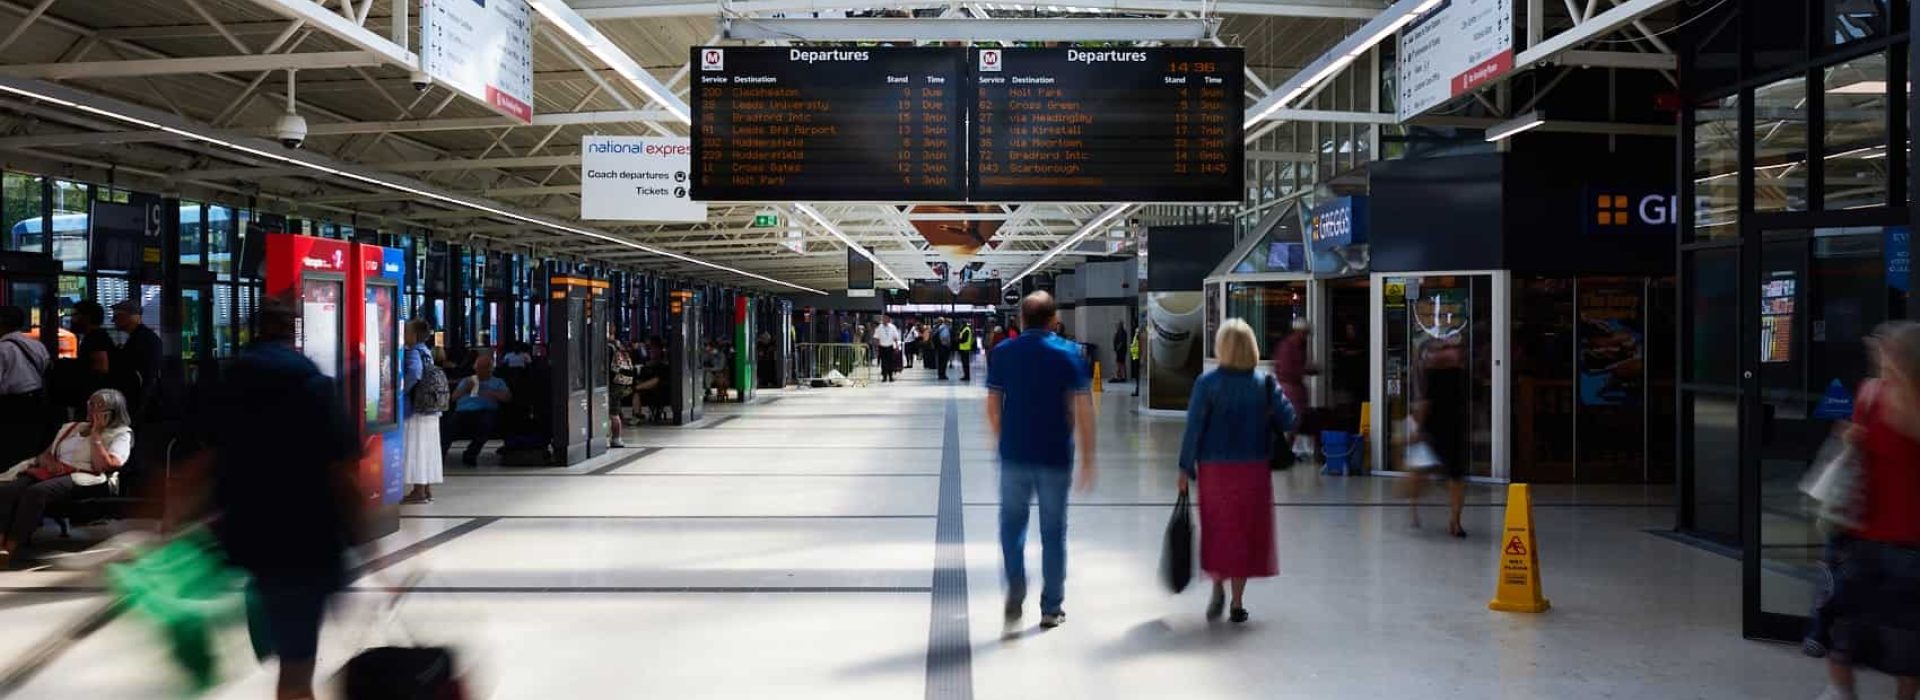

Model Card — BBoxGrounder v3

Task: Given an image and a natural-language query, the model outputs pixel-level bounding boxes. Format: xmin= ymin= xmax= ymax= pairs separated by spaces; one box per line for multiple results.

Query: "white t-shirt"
xmin=47 ymin=424 xmax=133 ymax=487
xmin=872 ymin=323 xmax=903 ymax=348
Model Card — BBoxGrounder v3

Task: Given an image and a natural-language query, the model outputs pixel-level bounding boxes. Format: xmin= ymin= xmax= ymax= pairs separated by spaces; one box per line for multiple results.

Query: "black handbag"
xmin=1266 ymin=375 xmax=1295 ymax=471
xmin=342 ymin=646 xmax=463 ymax=700
xmin=1159 ymin=489 xmax=1195 ymax=593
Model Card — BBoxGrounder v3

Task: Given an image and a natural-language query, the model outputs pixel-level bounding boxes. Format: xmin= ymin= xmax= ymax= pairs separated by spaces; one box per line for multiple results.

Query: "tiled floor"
xmin=0 ymin=369 xmax=1893 ymax=698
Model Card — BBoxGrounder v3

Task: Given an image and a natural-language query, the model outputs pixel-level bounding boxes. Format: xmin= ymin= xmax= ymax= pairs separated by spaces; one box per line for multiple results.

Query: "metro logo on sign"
xmin=701 ymin=48 xmax=724 ymax=71
xmin=979 ymin=49 xmax=1002 ymax=72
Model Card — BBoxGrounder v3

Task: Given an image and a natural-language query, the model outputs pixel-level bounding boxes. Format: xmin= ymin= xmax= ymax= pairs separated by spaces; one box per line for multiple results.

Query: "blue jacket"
xmin=1176 ymin=368 xmax=1297 ymax=478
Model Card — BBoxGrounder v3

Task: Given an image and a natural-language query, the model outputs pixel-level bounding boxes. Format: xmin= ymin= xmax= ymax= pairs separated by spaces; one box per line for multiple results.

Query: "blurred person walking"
xmin=401 ymin=320 xmax=446 ymax=504
xmin=1177 ymin=320 xmax=1294 ymax=623
xmin=193 ymin=293 xmax=361 ymax=700
xmin=1406 ymin=336 xmax=1470 ymax=537
xmin=1272 ymin=318 xmax=1313 ymax=460
xmin=0 ymin=306 xmax=50 ymax=468
xmin=873 ymin=314 xmax=902 ymax=383
xmin=1814 ymin=322 xmax=1920 ymax=700
xmin=987 ymin=292 xmax=1095 ymax=629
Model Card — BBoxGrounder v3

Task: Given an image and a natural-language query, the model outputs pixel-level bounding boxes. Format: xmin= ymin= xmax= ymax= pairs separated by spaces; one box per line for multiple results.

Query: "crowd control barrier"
xmin=796 ymin=343 xmax=873 ymax=387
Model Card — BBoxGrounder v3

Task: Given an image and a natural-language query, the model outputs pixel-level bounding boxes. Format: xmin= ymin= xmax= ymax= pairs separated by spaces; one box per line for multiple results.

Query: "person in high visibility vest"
xmin=957 ymin=322 xmax=977 ymax=382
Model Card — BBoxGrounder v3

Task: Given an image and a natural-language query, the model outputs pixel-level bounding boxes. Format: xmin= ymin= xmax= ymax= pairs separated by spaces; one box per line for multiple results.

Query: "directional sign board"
xmin=1396 ymin=0 xmax=1514 ymax=122
xmin=420 ymin=0 xmax=535 ymax=123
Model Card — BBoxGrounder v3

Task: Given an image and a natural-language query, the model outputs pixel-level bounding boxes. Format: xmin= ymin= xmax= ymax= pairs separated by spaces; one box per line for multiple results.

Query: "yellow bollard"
xmin=1092 ymin=362 xmax=1104 ymax=393
xmin=1488 ymin=483 xmax=1551 ymax=613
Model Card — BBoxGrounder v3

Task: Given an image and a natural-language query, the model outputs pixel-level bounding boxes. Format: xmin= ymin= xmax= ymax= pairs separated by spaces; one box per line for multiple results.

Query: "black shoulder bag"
xmin=1266 ymin=374 xmax=1295 ymax=472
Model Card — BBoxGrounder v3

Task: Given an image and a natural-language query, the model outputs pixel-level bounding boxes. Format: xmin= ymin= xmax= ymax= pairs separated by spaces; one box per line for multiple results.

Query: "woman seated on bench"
xmin=0 ymin=388 xmax=133 ymax=566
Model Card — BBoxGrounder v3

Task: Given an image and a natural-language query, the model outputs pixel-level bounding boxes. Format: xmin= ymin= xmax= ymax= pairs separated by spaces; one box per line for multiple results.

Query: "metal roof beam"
xmin=0 ymin=51 xmax=386 ymax=80
xmin=302 ymin=109 xmax=678 ymax=135
xmin=722 ymin=17 xmax=1216 ymax=42
xmin=573 ymin=0 xmax=1382 ymax=20
xmin=236 ymin=0 xmax=418 ymax=70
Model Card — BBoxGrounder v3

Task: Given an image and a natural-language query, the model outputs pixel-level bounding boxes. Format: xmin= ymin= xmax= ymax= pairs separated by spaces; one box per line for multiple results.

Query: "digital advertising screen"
xmin=367 ymin=284 xmax=397 ymax=426
xmin=300 ymin=278 xmax=342 ymax=379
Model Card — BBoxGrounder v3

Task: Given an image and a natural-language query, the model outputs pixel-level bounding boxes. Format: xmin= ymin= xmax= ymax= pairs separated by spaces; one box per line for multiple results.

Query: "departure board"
xmin=969 ymin=47 xmax=1244 ymax=202
xmin=691 ymin=47 xmax=965 ymax=202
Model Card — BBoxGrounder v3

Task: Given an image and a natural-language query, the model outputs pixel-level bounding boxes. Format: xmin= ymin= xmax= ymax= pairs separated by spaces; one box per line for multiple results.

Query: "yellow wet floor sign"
xmin=1489 ymin=483 xmax=1551 ymax=613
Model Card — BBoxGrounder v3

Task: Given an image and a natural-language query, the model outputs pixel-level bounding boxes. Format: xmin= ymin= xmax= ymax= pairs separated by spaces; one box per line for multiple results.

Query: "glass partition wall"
xmin=1677 ymin=0 xmax=1912 ymax=642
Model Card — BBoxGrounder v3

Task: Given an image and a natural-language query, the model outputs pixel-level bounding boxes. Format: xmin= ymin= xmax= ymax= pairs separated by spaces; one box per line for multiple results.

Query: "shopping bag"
xmin=105 ymin=528 xmax=246 ymax=691
xmin=1401 ymin=418 xmax=1440 ymax=471
xmin=1799 ymin=435 xmax=1862 ymax=529
xmin=1159 ymin=490 xmax=1195 ymax=593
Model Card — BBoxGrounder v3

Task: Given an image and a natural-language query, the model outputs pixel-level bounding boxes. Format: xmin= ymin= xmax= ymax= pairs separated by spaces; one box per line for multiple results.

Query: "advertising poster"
xmin=580 ymin=136 xmax=706 ymax=222
xmin=1397 ymin=0 xmax=1515 ymax=122
xmin=1147 ymin=291 xmax=1206 ymax=410
xmin=1761 ymin=274 xmax=1796 ymax=363
xmin=1577 ymin=283 xmax=1644 ymax=406
xmin=421 ymin=0 xmax=535 ymax=123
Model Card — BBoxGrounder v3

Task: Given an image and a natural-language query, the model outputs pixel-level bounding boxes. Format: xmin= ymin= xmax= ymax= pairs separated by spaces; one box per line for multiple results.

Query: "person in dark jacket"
xmin=196 ymin=292 xmax=361 ymax=700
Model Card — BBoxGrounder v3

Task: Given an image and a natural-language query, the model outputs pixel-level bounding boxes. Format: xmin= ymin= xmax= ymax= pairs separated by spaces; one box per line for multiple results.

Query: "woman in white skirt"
xmin=402 ymin=319 xmax=445 ymax=504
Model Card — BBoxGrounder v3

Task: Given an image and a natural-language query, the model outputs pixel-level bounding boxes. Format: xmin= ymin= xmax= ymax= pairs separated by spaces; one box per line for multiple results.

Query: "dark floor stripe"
xmin=961 ymin=501 xmax=1673 ymax=509
xmin=588 ymin=447 xmax=664 ymax=474
xmin=348 ymin=585 xmax=931 ymax=594
xmin=353 ymin=516 xmax=499 ymax=580
xmin=925 ymin=392 xmax=972 ymax=700
xmin=699 ymin=415 xmax=739 ymax=429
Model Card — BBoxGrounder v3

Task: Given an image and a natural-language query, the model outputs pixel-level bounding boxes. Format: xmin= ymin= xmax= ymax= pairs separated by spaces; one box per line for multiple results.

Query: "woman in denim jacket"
xmin=1177 ymin=319 xmax=1296 ymax=624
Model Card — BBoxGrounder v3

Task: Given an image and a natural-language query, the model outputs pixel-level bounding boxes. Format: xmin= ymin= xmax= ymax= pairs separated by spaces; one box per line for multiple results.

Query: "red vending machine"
xmin=264 ymin=233 xmax=401 ymax=540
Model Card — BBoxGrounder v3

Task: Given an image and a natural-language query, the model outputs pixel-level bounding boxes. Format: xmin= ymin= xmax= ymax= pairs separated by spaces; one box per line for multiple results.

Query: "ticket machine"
xmin=264 ymin=233 xmax=402 ymax=540
xmin=667 ymin=289 xmax=703 ymax=425
xmin=546 ymin=273 xmax=611 ymax=464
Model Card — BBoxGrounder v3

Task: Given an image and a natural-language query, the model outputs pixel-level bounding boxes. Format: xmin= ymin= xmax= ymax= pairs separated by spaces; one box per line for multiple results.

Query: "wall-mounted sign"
xmin=1584 ymin=188 xmax=1678 ymax=235
xmin=580 ymin=136 xmax=707 ymax=222
xmin=1308 ymin=195 xmax=1368 ymax=252
xmin=421 ymin=0 xmax=535 ymax=123
xmin=1397 ymin=0 xmax=1514 ymax=122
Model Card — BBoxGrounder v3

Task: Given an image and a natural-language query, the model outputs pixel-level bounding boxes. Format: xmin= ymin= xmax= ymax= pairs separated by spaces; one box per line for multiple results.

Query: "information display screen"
xmin=969 ymin=47 xmax=1243 ymax=202
xmin=691 ymin=47 xmax=965 ymax=202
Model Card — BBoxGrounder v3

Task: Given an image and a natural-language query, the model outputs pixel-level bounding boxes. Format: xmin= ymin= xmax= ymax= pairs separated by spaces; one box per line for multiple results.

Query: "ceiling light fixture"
xmin=791 ymin=203 xmax=909 ymax=288
xmin=0 ymin=81 xmax=823 ymax=294
xmin=527 ymin=0 xmax=692 ymax=124
xmin=1244 ymin=0 xmax=1443 ymax=129
xmin=1005 ymin=204 xmax=1132 ymax=288
xmin=1485 ymin=110 xmax=1546 ymax=142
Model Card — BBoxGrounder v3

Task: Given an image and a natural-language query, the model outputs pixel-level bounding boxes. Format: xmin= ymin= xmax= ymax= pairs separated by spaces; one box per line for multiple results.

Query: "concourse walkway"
xmin=0 ymin=369 xmax=1883 ymax=698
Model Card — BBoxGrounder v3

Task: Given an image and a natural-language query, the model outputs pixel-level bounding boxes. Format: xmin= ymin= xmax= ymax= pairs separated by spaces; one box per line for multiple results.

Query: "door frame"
xmin=1368 ymin=269 xmax=1511 ymax=482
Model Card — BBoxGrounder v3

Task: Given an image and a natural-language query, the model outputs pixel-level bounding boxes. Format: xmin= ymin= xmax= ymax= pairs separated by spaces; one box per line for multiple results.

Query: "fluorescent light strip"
xmin=1245 ymin=0 xmax=1441 ymax=127
xmin=1004 ymin=204 xmax=1131 ymax=288
xmin=1485 ymin=111 xmax=1545 ymax=142
xmin=790 ymin=203 xmax=909 ymax=288
xmin=0 ymin=83 xmax=822 ymax=294
xmin=527 ymin=0 xmax=692 ymax=124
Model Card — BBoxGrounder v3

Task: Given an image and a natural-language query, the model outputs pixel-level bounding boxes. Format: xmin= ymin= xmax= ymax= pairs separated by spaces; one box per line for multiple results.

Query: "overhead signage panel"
xmin=691 ymin=47 xmax=966 ymax=202
xmin=581 ymin=136 xmax=707 ymax=222
xmin=421 ymin=0 xmax=535 ymax=124
xmin=1396 ymin=0 xmax=1515 ymax=122
xmin=968 ymin=47 xmax=1244 ymax=203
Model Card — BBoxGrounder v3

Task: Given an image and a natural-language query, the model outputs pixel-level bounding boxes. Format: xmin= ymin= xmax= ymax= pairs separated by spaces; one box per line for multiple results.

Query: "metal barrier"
xmin=796 ymin=343 xmax=873 ymax=387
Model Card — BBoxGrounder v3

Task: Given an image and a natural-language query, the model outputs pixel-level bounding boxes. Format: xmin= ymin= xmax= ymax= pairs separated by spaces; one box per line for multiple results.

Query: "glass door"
xmin=1378 ymin=273 xmax=1506 ymax=479
xmin=1745 ymin=226 xmax=1896 ymax=641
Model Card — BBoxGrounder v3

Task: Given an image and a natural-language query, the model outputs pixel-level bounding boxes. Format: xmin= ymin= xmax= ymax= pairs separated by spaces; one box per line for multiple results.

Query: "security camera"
xmin=275 ymin=112 xmax=308 ymax=149
xmin=409 ymin=70 xmax=432 ymax=92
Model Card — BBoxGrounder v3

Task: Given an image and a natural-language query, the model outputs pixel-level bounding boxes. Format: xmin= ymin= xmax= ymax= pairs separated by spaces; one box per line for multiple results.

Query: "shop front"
xmin=1677 ymin=0 xmax=1912 ymax=642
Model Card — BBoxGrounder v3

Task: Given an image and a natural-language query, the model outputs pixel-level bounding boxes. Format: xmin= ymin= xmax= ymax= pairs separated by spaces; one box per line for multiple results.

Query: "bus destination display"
xmin=969 ymin=47 xmax=1243 ymax=202
xmin=691 ymin=47 xmax=965 ymax=202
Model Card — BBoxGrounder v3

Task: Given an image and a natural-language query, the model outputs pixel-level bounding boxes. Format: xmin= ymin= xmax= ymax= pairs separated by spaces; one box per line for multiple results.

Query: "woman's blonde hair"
xmin=1215 ymin=318 xmax=1261 ymax=371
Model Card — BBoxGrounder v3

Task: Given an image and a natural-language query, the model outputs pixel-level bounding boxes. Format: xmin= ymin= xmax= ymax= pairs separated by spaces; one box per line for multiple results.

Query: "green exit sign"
xmin=752 ymin=214 xmax=780 ymax=228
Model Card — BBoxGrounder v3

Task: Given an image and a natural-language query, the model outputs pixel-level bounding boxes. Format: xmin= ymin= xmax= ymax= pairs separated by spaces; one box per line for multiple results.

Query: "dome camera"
xmin=409 ymin=70 xmax=432 ymax=92
xmin=275 ymin=112 xmax=308 ymax=149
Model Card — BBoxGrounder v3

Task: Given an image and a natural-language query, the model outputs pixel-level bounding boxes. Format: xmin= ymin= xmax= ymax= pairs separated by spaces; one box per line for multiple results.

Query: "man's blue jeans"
xmin=999 ymin=461 xmax=1072 ymax=615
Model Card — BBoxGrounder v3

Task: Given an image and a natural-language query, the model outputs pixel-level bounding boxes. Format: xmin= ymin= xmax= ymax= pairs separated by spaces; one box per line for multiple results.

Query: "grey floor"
xmin=0 ymin=369 xmax=1894 ymax=698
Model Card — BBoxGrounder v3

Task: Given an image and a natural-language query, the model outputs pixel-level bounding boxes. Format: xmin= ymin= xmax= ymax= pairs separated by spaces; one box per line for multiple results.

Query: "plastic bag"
xmin=1160 ymin=490 xmax=1194 ymax=593
xmin=1800 ymin=435 xmax=1862 ymax=529
xmin=105 ymin=529 xmax=245 ymax=690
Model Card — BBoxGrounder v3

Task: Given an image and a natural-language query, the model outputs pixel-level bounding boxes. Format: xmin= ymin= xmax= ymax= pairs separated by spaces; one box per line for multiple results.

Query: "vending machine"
xmin=356 ymin=242 xmax=406 ymax=531
xmin=264 ymin=233 xmax=401 ymax=540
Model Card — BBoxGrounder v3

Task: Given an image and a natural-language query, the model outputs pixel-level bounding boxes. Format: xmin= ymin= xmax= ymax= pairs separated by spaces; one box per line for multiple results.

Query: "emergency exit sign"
xmin=752 ymin=214 xmax=780 ymax=228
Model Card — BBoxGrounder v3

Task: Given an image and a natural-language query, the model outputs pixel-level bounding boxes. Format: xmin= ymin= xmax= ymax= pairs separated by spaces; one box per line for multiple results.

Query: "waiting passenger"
xmin=0 ymin=388 xmax=132 ymax=568
xmin=610 ymin=331 xmax=635 ymax=448
xmin=0 ymin=306 xmax=51 ymax=468
xmin=109 ymin=298 xmax=162 ymax=423
xmin=441 ymin=350 xmax=511 ymax=467
xmin=402 ymin=320 xmax=446 ymax=504
xmin=1814 ymin=322 xmax=1920 ymax=700
xmin=68 ymin=300 xmax=112 ymax=418
xmin=1176 ymin=319 xmax=1294 ymax=624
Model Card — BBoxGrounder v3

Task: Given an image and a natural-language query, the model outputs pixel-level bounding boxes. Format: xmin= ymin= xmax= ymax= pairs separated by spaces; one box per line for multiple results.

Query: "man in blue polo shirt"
xmin=986 ymin=291 xmax=1096 ymax=630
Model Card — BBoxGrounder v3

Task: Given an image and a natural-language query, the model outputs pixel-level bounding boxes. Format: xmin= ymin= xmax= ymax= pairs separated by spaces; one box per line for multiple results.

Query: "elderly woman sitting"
xmin=0 ymin=388 xmax=133 ymax=566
